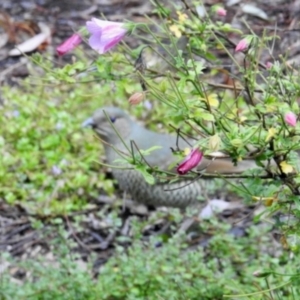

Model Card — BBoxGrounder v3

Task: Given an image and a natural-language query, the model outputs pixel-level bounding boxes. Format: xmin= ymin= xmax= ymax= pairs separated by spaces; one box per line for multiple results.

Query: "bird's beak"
xmin=82 ymin=117 xmax=94 ymax=128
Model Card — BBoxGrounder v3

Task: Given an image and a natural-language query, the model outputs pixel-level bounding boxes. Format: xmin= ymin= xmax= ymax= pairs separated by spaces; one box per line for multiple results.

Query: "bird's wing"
xmin=198 ymin=157 xmax=258 ymax=174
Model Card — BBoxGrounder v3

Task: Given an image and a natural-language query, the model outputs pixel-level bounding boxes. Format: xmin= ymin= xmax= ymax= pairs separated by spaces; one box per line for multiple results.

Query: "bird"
xmin=83 ymin=107 xmax=257 ymax=208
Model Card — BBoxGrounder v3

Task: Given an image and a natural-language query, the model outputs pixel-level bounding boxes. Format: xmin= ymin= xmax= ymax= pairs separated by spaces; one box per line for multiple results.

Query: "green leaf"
xmin=199 ymin=112 xmax=215 ymax=121
xmin=136 ymin=165 xmax=155 ymax=185
xmin=230 ymin=138 xmax=244 ymax=148
xmin=40 ymin=135 xmax=61 ymax=150
xmin=140 ymin=145 xmax=162 ymax=156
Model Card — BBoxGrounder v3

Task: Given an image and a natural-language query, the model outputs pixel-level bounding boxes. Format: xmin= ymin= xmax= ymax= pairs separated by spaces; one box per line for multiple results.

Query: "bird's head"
xmin=82 ymin=107 xmax=135 ymax=144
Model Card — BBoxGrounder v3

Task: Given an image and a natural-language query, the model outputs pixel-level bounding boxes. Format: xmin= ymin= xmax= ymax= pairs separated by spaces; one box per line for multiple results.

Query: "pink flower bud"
xmin=216 ymin=7 xmax=227 ymax=16
xmin=265 ymin=61 xmax=273 ymax=69
xmin=56 ymin=33 xmax=82 ymax=56
xmin=235 ymin=39 xmax=248 ymax=52
xmin=128 ymin=92 xmax=145 ymax=105
xmin=177 ymin=148 xmax=203 ymax=175
xmin=284 ymin=112 xmax=297 ymax=127
xmin=86 ymin=18 xmax=127 ymax=54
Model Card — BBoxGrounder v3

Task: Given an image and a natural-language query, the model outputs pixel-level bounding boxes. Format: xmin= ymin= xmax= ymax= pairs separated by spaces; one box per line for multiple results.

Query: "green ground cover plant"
xmin=1 ymin=220 xmax=300 ymax=300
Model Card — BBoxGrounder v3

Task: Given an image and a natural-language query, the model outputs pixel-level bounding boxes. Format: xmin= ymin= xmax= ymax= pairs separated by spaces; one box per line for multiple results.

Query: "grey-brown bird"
xmin=83 ymin=107 xmax=256 ymax=208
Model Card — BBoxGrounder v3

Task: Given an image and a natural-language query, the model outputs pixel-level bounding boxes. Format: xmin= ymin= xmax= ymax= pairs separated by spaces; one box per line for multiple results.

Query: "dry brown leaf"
xmin=9 ymin=23 xmax=51 ymax=56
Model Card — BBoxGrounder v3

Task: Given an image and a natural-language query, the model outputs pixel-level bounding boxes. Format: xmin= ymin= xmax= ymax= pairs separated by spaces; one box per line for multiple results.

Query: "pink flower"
xmin=86 ymin=18 xmax=127 ymax=54
xmin=235 ymin=39 xmax=248 ymax=52
xmin=216 ymin=7 xmax=227 ymax=16
xmin=177 ymin=148 xmax=203 ymax=175
xmin=265 ymin=61 xmax=273 ymax=69
xmin=284 ymin=112 xmax=297 ymax=127
xmin=56 ymin=33 xmax=82 ymax=56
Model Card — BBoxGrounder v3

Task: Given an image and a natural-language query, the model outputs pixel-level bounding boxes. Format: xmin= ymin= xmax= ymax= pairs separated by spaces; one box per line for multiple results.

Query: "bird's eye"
xmin=110 ymin=116 xmax=117 ymax=123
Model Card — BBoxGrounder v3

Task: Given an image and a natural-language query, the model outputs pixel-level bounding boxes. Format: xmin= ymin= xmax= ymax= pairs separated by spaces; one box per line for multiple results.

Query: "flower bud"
xmin=216 ymin=7 xmax=227 ymax=16
xmin=235 ymin=39 xmax=249 ymax=52
xmin=57 ymin=33 xmax=82 ymax=56
xmin=284 ymin=112 xmax=297 ymax=127
xmin=177 ymin=148 xmax=203 ymax=175
xmin=128 ymin=92 xmax=145 ymax=105
xmin=209 ymin=134 xmax=221 ymax=152
xmin=265 ymin=61 xmax=273 ymax=69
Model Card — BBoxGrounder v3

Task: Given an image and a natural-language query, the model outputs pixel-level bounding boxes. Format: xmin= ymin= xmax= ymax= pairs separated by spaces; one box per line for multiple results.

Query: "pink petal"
xmin=265 ymin=61 xmax=273 ymax=69
xmin=88 ymin=32 xmax=104 ymax=53
xmin=86 ymin=21 xmax=102 ymax=35
xmin=91 ymin=18 xmax=123 ymax=28
xmin=235 ymin=39 xmax=248 ymax=52
xmin=284 ymin=112 xmax=297 ymax=127
xmin=177 ymin=149 xmax=203 ymax=175
xmin=100 ymin=29 xmax=127 ymax=53
xmin=216 ymin=8 xmax=227 ymax=16
xmin=56 ymin=33 xmax=82 ymax=56
xmin=86 ymin=18 xmax=127 ymax=54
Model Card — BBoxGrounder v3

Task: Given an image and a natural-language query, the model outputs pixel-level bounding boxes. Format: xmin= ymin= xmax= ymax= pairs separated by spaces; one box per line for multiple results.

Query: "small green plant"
xmin=0 ymin=55 xmax=129 ymax=214
xmin=1 ymin=221 xmax=300 ymax=299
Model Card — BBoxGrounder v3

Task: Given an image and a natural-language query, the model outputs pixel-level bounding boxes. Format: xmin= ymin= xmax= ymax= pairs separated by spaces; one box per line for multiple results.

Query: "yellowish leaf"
xmin=280 ymin=161 xmax=294 ymax=174
xmin=264 ymin=198 xmax=274 ymax=207
xmin=239 ymin=116 xmax=247 ymax=123
xmin=252 ymin=196 xmax=273 ymax=201
xmin=200 ymin=93 xmax=219 ymax=108
xmin=177 ymin=11 xmax=188 ymax=22
xmin=207 ymin=93 xmax=219 ymax=107
xmin=252 ymin=196 xmax=277 ymax=206
xmin=280 ymin=235 xmax=289 ymax=249
xmin=265 ymin=104 xmax=277 ymax=113
xmin=209 ymin=134 xmax=221 ymax=151
xmin=184 ymin=148 xmax=191 ymax=156
xmin=169 ymin=25 xmax=181 ymax=38
xmin=265 ymin=127 xmax=277 ymax=142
